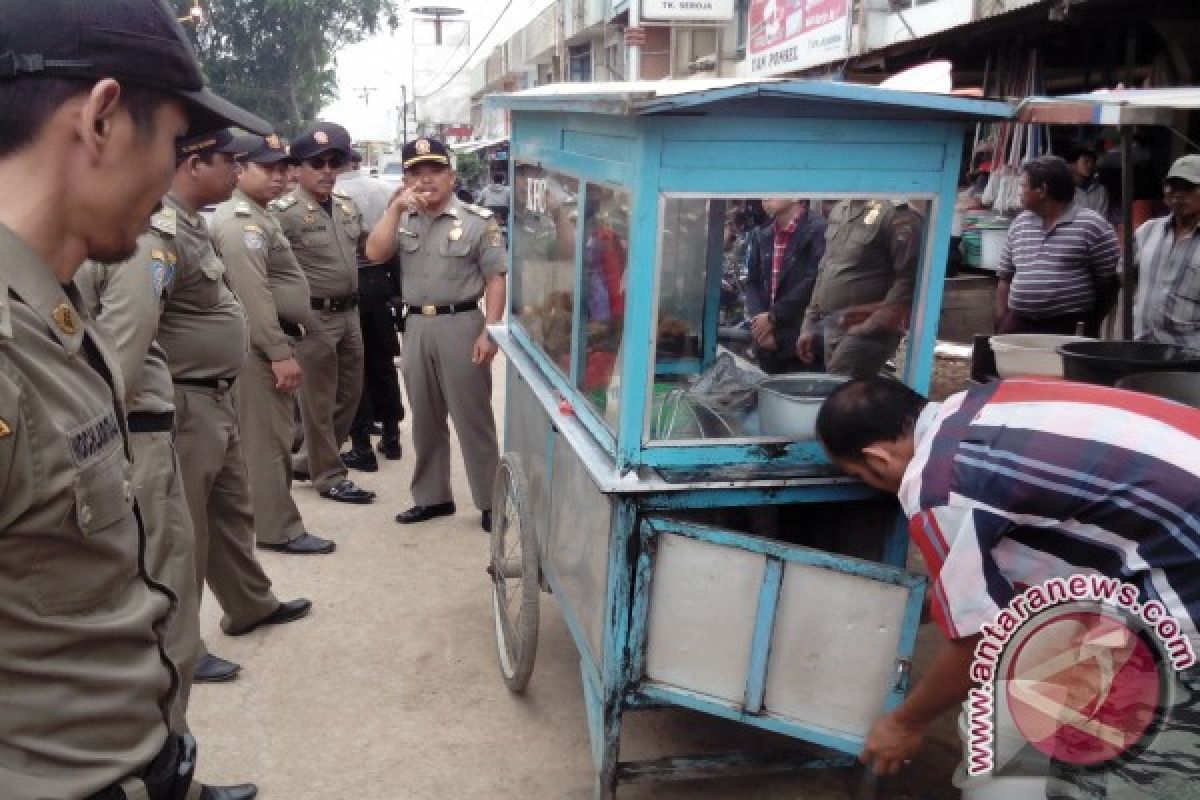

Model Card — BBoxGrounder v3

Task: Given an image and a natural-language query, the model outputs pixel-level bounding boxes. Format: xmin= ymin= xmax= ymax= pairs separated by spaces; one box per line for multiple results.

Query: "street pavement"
xmin=190 ymin=359 xmax=960 ymax=798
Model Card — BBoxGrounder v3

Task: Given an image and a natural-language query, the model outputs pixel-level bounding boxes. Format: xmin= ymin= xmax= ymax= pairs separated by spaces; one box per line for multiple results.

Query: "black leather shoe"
xmin=199 ymin=783 xmax=258 ymax=800
xmin=257 ymin=532 xmax=336 ymax=555
xmin=377 ymin=438 xmax=402 ymax=460
xmin=395 ymin=502 xmax=456 ymax=524
xmin=292 ymin=468 xmax=311 ymax=482
xmin=194 ymin=653 xmax=240 ymax=683
xmin=320 ymin=479 xmax=376 ymax=504
xmin=341 ymin=447 xmax=379 ymax=472
xmin=481 ymin=509 xmax=492 ymax=532
xmin=226 ymin=598 xmax=313 ymax=636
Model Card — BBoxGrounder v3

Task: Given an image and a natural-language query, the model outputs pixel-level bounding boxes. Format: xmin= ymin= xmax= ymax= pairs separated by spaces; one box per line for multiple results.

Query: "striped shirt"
xmin=1133 ymin=214 xmax=1200 ymax=350
xmin=900 ymin=379 xmax=1200 ymax=650
xmin=998 ymin=206 xmax=1118 ymax=317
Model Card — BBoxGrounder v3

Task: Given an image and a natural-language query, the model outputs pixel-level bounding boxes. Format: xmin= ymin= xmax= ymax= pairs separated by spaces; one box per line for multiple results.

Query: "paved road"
xmin=190 ymin=360 xmax=960 ymax=799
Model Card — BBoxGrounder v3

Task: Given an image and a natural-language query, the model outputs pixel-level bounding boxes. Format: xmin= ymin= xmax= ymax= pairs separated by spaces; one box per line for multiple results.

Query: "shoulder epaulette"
xmin=270 ymin=194 xmax=298 ymax=212
xmin=462 ymin=203 xmax=494 ymax=219
xmin=150 ymin=207 xmax=177 ymax=236
xmin=332 ymin=189 xmax=350 ymax=200
xmin=234 ymin=202 xmax=254 ymax=217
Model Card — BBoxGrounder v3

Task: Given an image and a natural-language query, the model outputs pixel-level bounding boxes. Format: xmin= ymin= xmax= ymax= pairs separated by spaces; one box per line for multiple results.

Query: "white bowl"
xmin=990 ymin=334 xmax=1093 ymax=378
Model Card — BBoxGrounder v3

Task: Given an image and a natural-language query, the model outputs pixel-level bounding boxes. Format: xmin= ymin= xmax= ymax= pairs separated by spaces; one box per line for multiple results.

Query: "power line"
xmin=414 ymin=0 xmax=519 ymax=100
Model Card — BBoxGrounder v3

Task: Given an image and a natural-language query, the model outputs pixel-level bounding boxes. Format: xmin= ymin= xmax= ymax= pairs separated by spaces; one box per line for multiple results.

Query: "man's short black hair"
xmin=816 ymin=378 xmax=928 ymax=462
xmin=1022 ymin=155 xmax=1077 ymax=204
xmin=0 ymin=78 xmax=169 ymax=159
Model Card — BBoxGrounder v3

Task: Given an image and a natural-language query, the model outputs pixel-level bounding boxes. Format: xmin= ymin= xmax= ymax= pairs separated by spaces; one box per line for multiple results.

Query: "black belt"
xmin=279 ymin=319 xmax=306 ymax=338
xmin=311 ymin=295 xmax=358 ymax=312
xmin=174 ymin=376 xmax=236 ymax=391
xmin=128 ymin=411 xmax=175 ymax=433
xmin=403 ymin=301 xmax=479 ymax=318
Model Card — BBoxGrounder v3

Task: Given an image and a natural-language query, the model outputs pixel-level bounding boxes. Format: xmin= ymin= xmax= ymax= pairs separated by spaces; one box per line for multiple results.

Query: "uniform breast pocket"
xmin=341 ymin=218 xmax=363 ymax=242
xmin=400 ymin=236 xmax=421 ymax=255
xmin=439 ymin=239 xmax=476 ymax=278
xmin=302 ymin=226 xmax=334 ymax=249
xmin=27 ymin=448 xmax=136 ymax=615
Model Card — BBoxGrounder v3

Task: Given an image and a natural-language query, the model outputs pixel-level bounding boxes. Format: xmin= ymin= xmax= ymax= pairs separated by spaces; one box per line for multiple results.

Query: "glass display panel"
xmin=510 ymin=163 xmax=580 ymax=377
xmin=577 ymin=184 xmax=631 ymax=430
xmin=648 ymin=195 xmax=933 ymax=444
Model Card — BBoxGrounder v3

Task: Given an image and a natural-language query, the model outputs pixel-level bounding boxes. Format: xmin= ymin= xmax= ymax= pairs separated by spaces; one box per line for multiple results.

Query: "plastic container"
xmin=1057 ymin=341 xmax=1200 ymax=386
xmin=980 ymin=227 xmax=1007 ymax=271
xmin=757 ymin=374 xmax=848 ymax=438
xmin=989 ymin=334 xmax=1092 ymax=378
xmin=1116 ymin=371 xmax=1200 ymax=408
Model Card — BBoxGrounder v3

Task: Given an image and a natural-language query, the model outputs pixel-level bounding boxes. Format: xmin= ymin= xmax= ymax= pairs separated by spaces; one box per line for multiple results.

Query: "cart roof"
xmin=485 ymin=78 xmax=1013 ymax=122
xmin=1019 ymin=88 xmax=1200 ymax=126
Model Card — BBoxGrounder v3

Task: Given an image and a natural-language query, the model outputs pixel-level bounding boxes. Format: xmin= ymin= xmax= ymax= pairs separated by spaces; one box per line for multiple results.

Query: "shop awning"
xmin=451 ymin=137 xmax=508 ymax=154
xmin=1018 ymin=88 xmax=1200 ymax=126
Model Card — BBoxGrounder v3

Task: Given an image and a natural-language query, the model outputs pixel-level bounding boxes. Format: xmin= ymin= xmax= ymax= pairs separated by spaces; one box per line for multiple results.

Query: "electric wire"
xmin=414 ymin=0 xmax=531 ymax=99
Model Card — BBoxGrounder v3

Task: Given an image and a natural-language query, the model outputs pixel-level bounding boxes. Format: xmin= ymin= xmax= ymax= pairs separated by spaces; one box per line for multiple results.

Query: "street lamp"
xmin=178 ymin=2 xmax=203 ymax=24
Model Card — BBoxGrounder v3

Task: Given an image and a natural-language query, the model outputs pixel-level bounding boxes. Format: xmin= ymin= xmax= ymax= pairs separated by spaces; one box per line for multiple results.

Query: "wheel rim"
xmin=491 ymin=472 xmax=526 ymax=676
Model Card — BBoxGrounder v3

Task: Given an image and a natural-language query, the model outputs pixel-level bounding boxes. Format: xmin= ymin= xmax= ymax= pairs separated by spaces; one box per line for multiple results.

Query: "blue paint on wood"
xmin=744 ymin=557 xmax=783 ymax=714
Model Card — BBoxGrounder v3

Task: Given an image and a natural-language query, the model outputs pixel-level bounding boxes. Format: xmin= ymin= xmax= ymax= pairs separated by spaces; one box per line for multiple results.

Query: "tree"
xmin=182 ymin=0 xmax=398 ymax=136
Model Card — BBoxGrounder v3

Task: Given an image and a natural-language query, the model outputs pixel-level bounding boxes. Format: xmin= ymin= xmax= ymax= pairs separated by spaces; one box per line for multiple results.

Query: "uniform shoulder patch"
xmin=150 ymin=207 xmax=177 ymax=236
xmin=234 ymin=202 xmax=253 ymax=217
xmin=332 ymin=189 xmax=350 ymax=200
xmin=462 ymin=203 xmax=494 ymax=219
xmin=271 ymin=194 xmax=298 ymax=212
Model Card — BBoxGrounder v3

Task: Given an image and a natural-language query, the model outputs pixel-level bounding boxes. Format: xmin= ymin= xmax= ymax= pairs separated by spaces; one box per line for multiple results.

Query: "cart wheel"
xmin=489 ymin=455 xmax=539 ymax=692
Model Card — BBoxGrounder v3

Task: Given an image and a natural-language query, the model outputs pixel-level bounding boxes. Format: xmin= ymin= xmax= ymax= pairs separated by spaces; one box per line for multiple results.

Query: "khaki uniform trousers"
xmin=293 ymin=308 xmax=363 ymax=493
xmin=235 ymin=355 xmax=305 ymax=545
xmin=824 ymin=329 xmax=904 ymax=379
xmin=173 ymin=386 xmax=279 ymax=644
xmin=129 ymin=430 xmax=200 ymax=733
xmin=402 ymin=310 xmax=498 ymax=510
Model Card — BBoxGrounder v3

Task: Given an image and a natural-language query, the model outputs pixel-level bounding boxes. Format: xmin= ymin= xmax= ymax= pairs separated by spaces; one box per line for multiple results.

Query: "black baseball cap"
xmin=177 ymin=128 xmax=246 ymax=159
xmin=290 ymin=122 xmax=353 ymax=161
xmin=0 ymin=0 xmax=270 ymax=136
xmin=233 ymin=133 xmax=297 ymax=165
xmin=402 ymin=137 xmax=451 ymax=170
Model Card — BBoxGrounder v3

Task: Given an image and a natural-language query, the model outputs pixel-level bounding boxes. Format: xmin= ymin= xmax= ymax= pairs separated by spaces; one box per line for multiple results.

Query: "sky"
xmin=322 ymin=0 xmax=555 ymax=141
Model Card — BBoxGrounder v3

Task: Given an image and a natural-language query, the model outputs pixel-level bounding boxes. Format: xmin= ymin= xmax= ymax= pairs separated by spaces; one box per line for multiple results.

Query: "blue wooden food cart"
xmin=483 ymin=80 xmax=1011 ymax=797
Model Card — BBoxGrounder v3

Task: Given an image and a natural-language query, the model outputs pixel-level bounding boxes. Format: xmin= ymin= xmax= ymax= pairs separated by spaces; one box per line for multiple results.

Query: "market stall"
xmin=483 ymin=79 xmax=1012 ymax=797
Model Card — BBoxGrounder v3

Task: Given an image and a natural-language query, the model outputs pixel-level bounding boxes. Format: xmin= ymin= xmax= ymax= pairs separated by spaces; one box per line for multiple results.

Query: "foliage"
xmin=455 ymin=152 xmax=484 ymax=189
xmin=181 ymin=0 xmax=398 ymax=137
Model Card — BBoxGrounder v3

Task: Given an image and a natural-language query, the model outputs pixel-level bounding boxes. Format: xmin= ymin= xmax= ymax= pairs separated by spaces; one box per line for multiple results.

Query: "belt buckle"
xmin=421 ymin=305 xmax=437 ymax=317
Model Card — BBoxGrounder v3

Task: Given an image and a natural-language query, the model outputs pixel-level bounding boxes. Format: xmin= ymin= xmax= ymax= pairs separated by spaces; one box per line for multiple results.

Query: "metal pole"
xmin=1120 ymin=126 xmax=1135 ymax=339
xmin=402 ymin=86 xmax=408 ymax=142
xmin=628 ymin=0 xmax=641 ymax=82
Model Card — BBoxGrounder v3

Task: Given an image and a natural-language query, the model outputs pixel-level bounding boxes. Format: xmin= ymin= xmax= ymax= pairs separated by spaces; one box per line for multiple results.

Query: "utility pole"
xmin=354 ymin=86 xmax=377 ymax=106
xmin=399 ymin=84 xmax=409 ymax=143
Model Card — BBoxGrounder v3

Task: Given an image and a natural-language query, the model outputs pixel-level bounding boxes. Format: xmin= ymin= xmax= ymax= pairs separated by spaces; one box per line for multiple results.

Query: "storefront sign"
xmin=748 ymin=0 xmax=851 ymax=77
xmin=642 ymin=0 xmax=736 ymax=22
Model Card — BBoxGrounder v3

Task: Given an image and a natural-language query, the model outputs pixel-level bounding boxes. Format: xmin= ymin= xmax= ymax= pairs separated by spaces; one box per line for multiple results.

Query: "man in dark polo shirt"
xmin=995 ymin=155 xmax=1119 ymax=337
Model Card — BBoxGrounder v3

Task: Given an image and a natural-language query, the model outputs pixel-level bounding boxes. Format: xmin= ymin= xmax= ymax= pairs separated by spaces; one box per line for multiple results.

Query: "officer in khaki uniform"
xmin=77 ymin=236 xmax=202 ymax=732
xmin=211 ymin=134 xmax=335 ymax=556
xmin=365 ymin=137 xmax=507 ymax=531
xmin=798 ymin=198 xmax=922 ymax=379
xmin=0 ymin=2 xmax=269 ymax=798
xmin=160 ymin=130 xmax=313 ymax=683
xmin=271 ymin=122 xmax=376 ymax=503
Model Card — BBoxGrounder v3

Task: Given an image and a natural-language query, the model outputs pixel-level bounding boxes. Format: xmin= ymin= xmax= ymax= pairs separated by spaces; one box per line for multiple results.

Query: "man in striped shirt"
xmin=1134 ymin=155 xmax=1200 ymax=350
xmin=816 ymin=378 xmax=1200 ymax=791
xmin=996 ymin=156 xmax=1119 ymax=337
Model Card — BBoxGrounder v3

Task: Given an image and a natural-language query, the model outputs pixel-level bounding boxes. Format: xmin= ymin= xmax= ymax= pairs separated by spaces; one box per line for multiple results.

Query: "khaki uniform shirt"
xmin=805 ymin=199 xmax=921 ymax=323
xmin=397 ymin=198 xmax=507 ymax=307
xmin=271 ymin=185 xmax=363 ymax=299
xmin=0 ymin=223 xmax=174 ymax=799
xmin=212 ymin=189 xmax=312 ymax=363
xmin=75 ymin=219 xmax=181 ymax=414
xmin=157 ymin=193 xmax=249 ymax=381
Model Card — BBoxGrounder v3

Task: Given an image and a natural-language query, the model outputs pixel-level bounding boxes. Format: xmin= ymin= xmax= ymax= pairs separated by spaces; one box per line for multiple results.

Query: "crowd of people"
xmin=0 ymin=2 xmax=505 ymax=798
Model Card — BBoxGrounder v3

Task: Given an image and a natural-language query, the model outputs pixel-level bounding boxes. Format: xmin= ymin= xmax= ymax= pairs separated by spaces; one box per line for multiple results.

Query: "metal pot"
xmin=990 ymin=334 xmax=1092 ymax=378
xmin=1116 ymin=371 xmax=1200 ymax=408
xmin=1057 ymin=341 xmax=1200 ymax=386
xmin=757 ymin=374 xmax=849 ymax=439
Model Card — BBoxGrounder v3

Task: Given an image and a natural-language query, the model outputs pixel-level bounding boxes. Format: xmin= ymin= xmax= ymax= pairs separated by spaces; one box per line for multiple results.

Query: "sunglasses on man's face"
xmin=306 ymin=156 xmax=345 ymax=170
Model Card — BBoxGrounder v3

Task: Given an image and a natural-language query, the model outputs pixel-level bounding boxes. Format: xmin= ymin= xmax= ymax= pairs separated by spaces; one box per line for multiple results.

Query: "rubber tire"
xmin=490 ymin=455 xmax=539 ymax=693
